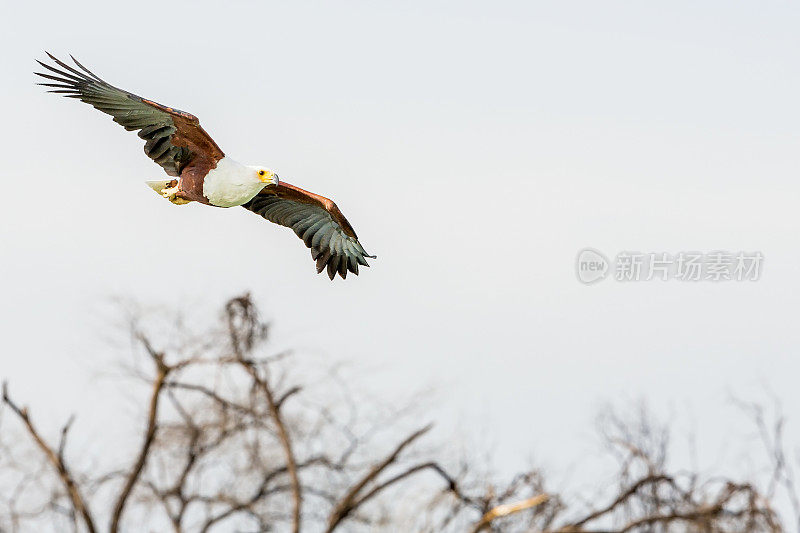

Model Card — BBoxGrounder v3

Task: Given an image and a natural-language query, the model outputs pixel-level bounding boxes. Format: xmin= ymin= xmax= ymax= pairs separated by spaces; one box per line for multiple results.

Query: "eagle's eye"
xmin=258 ymin=170 xmax=265 ymax=177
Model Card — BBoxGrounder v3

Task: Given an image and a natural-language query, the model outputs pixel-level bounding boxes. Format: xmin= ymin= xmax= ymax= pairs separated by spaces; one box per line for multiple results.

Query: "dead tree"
xmin=0 ymin=295 xmax=795 ymax=532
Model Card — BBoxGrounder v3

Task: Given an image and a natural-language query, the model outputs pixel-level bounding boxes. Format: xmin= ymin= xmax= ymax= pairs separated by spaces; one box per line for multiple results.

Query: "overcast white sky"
xmin=2 ymin=0 xmax=800 ymax=504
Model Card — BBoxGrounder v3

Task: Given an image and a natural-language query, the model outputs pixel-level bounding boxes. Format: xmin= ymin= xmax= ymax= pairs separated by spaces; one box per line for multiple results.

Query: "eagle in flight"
xmin=35 ymin=53 xmax=374 ymax=280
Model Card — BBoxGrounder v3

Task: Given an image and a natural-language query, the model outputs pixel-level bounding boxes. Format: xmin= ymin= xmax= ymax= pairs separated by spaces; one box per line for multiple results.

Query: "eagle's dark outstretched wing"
xmin=243 ymin=183 xmax=375 ymax=280
xmin=35 ymin=53 xmax=224 ymax=176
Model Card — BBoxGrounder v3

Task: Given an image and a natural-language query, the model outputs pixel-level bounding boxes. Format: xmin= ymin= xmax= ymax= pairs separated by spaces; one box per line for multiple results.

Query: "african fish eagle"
xmin=35 ymin=53 xmax=374 ymax=280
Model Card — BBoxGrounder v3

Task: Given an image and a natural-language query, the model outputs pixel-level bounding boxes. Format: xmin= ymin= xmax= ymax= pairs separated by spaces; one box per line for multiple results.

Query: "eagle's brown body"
xmin=140 ymin=98 xmax=221 ymax=205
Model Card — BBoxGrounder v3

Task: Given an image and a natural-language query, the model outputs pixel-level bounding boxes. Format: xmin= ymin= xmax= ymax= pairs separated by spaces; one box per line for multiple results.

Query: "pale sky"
xmin=2 ymin=0 xmax=799 ymax=509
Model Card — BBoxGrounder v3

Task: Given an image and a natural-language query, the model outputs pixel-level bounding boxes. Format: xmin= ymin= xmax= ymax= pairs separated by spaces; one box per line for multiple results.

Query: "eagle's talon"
xmin=160 ymin=185 xmax=189 ymax=205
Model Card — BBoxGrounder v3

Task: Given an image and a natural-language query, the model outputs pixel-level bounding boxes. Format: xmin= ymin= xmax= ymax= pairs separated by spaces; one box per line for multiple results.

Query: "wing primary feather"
xmin=44 ymin=52 xmax=93 ymax=82
xmin=316 ymin=250 xmax=332 ymax=273
xmin=35 ymin=72 xmax=79 ymax=85
xmin=38 ymin=82 xmax=74 ymax=89
xmin=327 ymin=258 xmax=339 ymax=280
xmin=35 ymin=61 xmax=84 ymax=82
xmin=348 ymin=256 xmax=359 ymax=275
xmin=69 ymin=55 xmax=105 ymax=82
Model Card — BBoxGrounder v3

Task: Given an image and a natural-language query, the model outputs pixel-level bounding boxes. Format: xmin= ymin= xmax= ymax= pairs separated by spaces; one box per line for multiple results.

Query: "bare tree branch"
xmin=326 ymin=423 xmax=432 ymax=532
xmin=109 ymin=335 xmax=170 ymax=533
xmin=1 ymin=383 xmax=97 ymax=533
xmin=471 ymin=494 xmax=549 ymax=533
xmin=227 ymin=295 xmax=302 ymax=533
xmin=562 ymin=475 xmax=675 ymax=530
